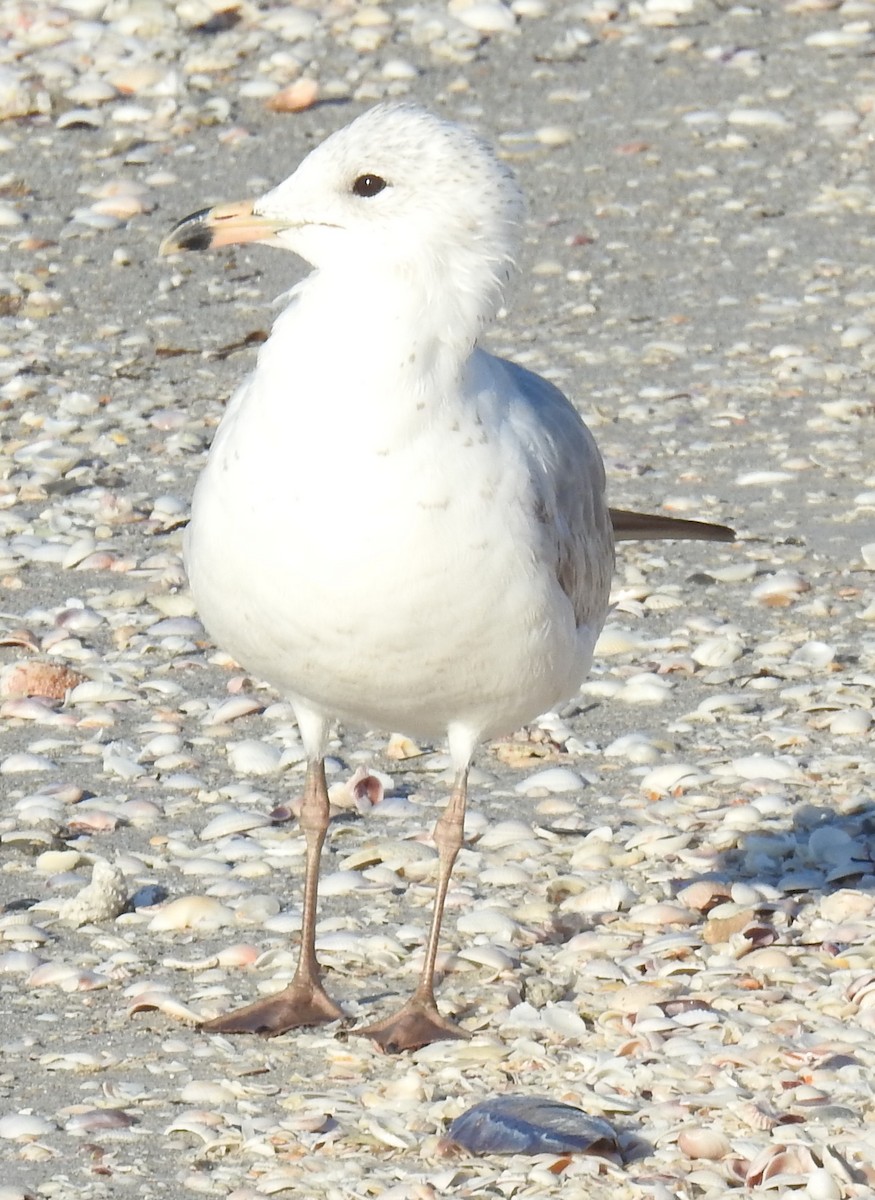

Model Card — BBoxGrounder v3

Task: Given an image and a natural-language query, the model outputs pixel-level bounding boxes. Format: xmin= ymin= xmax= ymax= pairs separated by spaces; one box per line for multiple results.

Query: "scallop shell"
xmin=677 ymin=1126 xmax=731 ymax=1159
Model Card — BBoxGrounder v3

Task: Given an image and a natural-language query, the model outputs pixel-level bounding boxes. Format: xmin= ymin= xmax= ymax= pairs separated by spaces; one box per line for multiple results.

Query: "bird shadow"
xmin=679 ymin=796 xmax=875 ymax=903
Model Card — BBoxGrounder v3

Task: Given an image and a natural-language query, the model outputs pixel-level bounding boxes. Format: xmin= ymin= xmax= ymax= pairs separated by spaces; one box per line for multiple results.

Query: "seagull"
xmin=161 ymin=102 xmax=733 ymax=1053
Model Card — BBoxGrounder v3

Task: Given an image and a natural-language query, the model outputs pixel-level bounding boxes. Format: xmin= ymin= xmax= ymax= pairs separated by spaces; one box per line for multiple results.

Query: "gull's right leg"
xmin=200 ymin=757 xmax=343 ymax=1036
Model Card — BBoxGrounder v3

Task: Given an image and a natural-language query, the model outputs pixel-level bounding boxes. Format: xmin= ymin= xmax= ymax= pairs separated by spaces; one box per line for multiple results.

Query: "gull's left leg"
xmin=356 ymin=765 xmax=471 ymax=1053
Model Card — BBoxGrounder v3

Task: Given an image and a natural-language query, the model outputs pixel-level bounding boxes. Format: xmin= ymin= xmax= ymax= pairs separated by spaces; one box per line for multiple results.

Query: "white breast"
xmin=185 ymin=284 xmax=610 ymax=744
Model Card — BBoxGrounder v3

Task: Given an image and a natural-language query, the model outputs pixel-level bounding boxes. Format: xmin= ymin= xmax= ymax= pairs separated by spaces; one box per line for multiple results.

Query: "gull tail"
xmin=610 ymin=509 xmax=735 ymax=543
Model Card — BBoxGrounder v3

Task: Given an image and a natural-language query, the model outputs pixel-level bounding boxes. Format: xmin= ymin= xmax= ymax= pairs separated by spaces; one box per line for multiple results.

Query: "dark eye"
xmin=352 ymin=174 xmax=388 ymax=198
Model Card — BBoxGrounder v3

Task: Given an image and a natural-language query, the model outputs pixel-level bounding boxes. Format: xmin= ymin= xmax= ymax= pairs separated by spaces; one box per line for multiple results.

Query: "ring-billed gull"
xmin=161 ymin=103 xmax=733 ymax=1052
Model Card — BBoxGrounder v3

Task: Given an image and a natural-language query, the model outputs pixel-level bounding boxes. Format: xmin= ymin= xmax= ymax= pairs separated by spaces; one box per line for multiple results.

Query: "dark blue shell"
xmin=444 ymin=1095 xmax=618 ymax=1156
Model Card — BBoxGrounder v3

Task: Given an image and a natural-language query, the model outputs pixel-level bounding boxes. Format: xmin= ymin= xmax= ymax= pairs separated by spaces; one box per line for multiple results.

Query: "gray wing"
xmin=488 ymin=354 xmax=615 ymax=632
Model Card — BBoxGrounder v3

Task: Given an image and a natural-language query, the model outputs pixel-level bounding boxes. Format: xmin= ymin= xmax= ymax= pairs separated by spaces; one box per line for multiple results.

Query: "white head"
xmin=162 ymin=103 xmax=524 ymax=340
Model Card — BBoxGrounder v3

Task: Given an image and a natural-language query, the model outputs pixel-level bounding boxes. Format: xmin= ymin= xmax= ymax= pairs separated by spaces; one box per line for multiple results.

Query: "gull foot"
xmin=200 ymin=981 xmax=344 ymax=1037
xmin=356 ymin=998 xmax=470 ymax=1053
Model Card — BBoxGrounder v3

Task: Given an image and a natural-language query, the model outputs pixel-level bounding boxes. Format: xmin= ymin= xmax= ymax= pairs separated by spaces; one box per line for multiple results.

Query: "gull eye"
xmin=352 ymin=174 xmax=388 ymax=198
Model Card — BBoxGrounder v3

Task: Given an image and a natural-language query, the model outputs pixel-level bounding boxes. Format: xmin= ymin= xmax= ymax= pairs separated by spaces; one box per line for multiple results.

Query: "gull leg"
xmin=357 ymin=768 xmax=471 ymax=1053
xmin=201 ymin=759 xmax=344 ymax=1036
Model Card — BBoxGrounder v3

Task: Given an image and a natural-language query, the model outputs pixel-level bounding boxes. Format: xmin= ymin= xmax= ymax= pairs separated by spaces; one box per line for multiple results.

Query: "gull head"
xmin=161 ymin=103 xmax=524 ymax=332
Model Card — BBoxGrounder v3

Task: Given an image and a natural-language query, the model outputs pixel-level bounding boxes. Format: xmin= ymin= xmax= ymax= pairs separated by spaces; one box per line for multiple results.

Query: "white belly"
xmin=186 ymin=379 xmax=596 ymax=742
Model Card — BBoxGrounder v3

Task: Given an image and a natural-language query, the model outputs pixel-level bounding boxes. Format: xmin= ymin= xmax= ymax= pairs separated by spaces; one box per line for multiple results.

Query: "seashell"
xmin=639 ymin=763 xmax=704 ymax=796
xmin=0 ymin=753 xmax=55 ymax=774
xmin=319 ymin=869 xmax=376 ymax=895
xmin=203 ymin=696 xmax=263 ymax=725
xmin=751 ymin=570 xmax=810 ymax=606
xmin=1 ymin=828 xmax=60 ymax=852
xmin=540 ymin=1004 xmax=589 ymax=1036
xmin=56 ymin=107 xmax=104 ymax=130
xmin=0 ymin=1113 xmax=56 ymax=1141
xmin=147 ymin=616 xmax=202 ymax=638
xmin=562 ymin=880 xmax=636 ymax=914
xmin=829 ymin=708 xmax=871 ymax=735
xmin=745 ymin=1142 xmax=818 ymax=1186
xmin=846 ymin=971 xmax=875 ymax=1004
xmin=677 ymin=1126 xmax=731 ymax=1159
xmin=819 ymin=1145 xmax=856 ymax=1184
xmin=438 ymin=1095 xmax=618 ymax=1156
xmin=64 ymin=1108 xmax=136 ymax=1133
xmin=382 ymin=58 xmax=419 ymax=81
xmin=603 ymin=732 xmax=661 ymax=763
xmin=142 ymin=733 xmax=184 ymax=760
xmin=0 ymin=951 xmax=43 ymax=975
xmin=722 ymin=754 xmax=799 ymax=781
xmin=0 ymin=199 xmax=23 ymax=227
xmin=14 ymin=792 xmax=66 ymax=817
xmin=57 ymin=859 xmax=127 ymax=927
xmin=109 ymin=102 xmax=154 ymax=124
xmin=126 ymin=990 xmax=202 ymax=1024
xmin=385 ymin=732 xmax=424 ymax=759
xmin=727 ymin=108 xmax=790 ymax=130
xmin=148 ymin=896 xmax=234 ymax=931
xmin=612 ymin=982 xmax=680 ymax=1014
xmin=806 ymin=1169 xmax=842 ymax=1200
xmin=618 ymin=673 xmax=674 ymax=703
xmin=536 ymin=125 xmax=574 ymax=147
xmin=448 ymin=1 xmax=517 ymax=35
xmin=642 ymin=589 xmax=684 ymax=611
xmin=456 ymin=908 xmax=519 ymax=940
xmin=1 ymin=697 xmax=71 ymax=722
xmin=265 ymin=78 xmax=319 ymax=113
xmin=456 ymin=944 xmax=517 ymax=971
xmin=68 ymin=680 xmax=137 ymax=704
xmin=27 ymin=963 xmax=109 ymax=991
xmin=477 ymin=819 xmax=533 ymax=848
xmin=806 ymin=27 xmax=873 ymax=49
xmin=821 ymin=890 xmax=875 ymax=922
xmin=360 ymin=1113 xmax=415 ymax=1151
xmin=677 ymin=880 xmax=731 ymax=913
xmin=514 ymin=767 xmax=584 ymax=795
xmin=105 ymin=65 xmax=162 ymax=94
xmin=479 ymin=864 xmax=532 ymax=886
xmin=695 ymin=692 xmax=755 ymax=717
xmin=743 ymin=947 xmax=791 ymax=970
xmin=178 ymin=1081 xmax=237 ymax=1105
xmin=66 ymin=809 xmax=120 ymax=833
xmin=626 ymin=902 xmax=696 ymax=928
xmin=807 ymin=825 xmax=856 ymax=865
xmin=66 ymin=79 xmax=117 ymax=106
xmin=199 ymin=810 xmax=270 ymax=840
xmin=0 ymin=661 xmax=84 ymax=700
xmin=595 ymin=627 xmax=647 ymax=655
xmin=735 ymin=1100 xmax=781 ymax=1131
xmin=703 ymin=906 xmax=755 ymax=944
xmin=339 ymin=839 xmax=435 ymax=873
xmin=691 ymin=636 xmax=743 ymax=668
xmin=328 ymin=766 xmax=385 ymax=810
xmin=790 ymin=640 xmax=835 ymax=668
xmin=226 ymin=739 xmax=283 ymax=775
xmin=232 ymin=894 xmax=281 ymax=923
xmin=162 ymin=1116 xmax=222 ymax=1143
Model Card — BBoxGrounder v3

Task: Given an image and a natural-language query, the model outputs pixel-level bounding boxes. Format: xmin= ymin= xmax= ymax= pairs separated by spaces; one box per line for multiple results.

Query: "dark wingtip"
xmin=610 ymin=509 xmax=737 ymax=543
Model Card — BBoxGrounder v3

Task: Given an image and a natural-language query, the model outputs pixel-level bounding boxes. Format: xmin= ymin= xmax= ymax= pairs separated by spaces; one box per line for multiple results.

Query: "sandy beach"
xmin=0 ymin=2 xmax=873 ymax=1197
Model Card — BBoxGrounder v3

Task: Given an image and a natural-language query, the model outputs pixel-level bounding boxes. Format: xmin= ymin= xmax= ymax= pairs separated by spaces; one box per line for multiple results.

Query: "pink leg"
xmin=201 ymin=759 xmax=344 ymax=1036
xmin=356 ymin=769 xmax=471 ymax=1053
